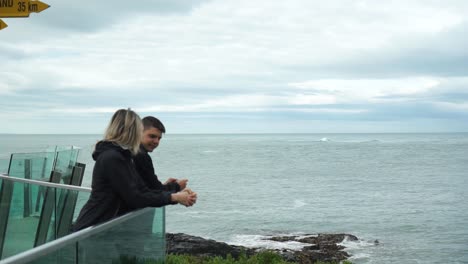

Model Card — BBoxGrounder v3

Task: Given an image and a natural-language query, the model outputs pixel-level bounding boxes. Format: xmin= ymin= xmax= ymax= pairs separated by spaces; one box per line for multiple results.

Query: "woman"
xmin=73 ymin=108 xmax=196 ymax=231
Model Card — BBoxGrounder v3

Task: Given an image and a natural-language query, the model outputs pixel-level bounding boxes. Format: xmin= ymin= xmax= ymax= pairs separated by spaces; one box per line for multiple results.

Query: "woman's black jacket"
xmin=73 ymin=141 xmax=172 ymax=231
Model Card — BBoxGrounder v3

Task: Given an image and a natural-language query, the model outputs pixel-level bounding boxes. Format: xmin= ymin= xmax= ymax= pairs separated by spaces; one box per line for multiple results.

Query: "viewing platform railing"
xmin=0 ymin=146 xmax=166 ymax=263
xmin=0 ymin=178 xmax=165 ymax=263
xmin=0 ymin=174 xmax=92 ymax=260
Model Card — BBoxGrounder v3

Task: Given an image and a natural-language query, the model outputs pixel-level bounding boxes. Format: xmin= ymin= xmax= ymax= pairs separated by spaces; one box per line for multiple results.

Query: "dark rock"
xmin=297 ymin=236 xmax=317 ymax=244
xmin=166 ymin=233 xmax=256 ymax=258
xmin=302 ymin=245 xmax=319 ymax=250
xmin=266 ymin=234 xmax=355 ymax=263
xmin=296 ymin=249 xmax=350 ymax=264
xmin=269 ymin=235 xmax=298 ymax=242
xmin=166 ymin=232 xmax=358 ymax=264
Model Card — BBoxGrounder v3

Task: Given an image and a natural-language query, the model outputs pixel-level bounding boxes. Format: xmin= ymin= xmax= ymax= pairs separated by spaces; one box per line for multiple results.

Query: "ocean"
xmin=1 ymin=133 xmax=467 ymax=263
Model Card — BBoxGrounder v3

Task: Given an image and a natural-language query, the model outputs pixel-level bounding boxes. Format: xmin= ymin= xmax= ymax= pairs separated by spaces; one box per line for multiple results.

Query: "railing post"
xmin=23 ymin=159 xmax=32 ymax=218
xmin=57 ymin=164 xmax=86 ymax=238
xmin=34 ymin=171 xmax=62 ymax=247
xmin=0 ymin=180 xmax=14 ymax=259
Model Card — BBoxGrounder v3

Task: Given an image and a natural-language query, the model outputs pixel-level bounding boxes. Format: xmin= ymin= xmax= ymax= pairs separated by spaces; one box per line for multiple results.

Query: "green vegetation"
xmin=166 ymin=251 xmax=291 ymax=264
xmin=114 ymin=252 xmax=353 ymax=264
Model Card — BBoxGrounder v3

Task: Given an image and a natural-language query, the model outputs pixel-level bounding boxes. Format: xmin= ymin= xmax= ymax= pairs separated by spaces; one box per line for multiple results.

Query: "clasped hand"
xmin=173 ymin=188 xmax=197 ymax=207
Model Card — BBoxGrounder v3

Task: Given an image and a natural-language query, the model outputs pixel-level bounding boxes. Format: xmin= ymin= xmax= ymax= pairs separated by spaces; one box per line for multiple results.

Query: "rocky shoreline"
xmin=166 ymin=233 xmax=358 ymax=263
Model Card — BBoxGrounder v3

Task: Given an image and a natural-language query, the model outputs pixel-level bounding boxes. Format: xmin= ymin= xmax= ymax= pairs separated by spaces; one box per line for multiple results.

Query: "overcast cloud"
xmin=1 ymin=0 xmax=468 ymax=134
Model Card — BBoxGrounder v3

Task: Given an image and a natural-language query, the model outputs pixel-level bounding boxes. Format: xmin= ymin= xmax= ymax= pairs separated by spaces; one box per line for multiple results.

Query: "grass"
xmin=166 ymin=251 xmax=291 ymax=264
xmin=114 ymin=252 xmax=353 ymax=264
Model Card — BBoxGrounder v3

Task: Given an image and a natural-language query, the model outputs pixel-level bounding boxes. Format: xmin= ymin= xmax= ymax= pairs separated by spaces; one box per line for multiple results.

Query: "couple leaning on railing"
xmin=0 ymin=109 xmax=198 ymax=263
xmin=73 ymin=109 xmax=198 ymax=231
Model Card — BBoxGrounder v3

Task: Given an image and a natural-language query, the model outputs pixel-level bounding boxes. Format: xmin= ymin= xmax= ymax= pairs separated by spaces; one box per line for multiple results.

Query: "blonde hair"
xmin=104 ymin=108 xmax=143 ymax=155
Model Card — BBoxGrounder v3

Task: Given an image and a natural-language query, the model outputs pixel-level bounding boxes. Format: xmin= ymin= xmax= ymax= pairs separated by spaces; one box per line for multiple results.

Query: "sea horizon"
xmin=1 ymin=131 xmax=468 ymax=135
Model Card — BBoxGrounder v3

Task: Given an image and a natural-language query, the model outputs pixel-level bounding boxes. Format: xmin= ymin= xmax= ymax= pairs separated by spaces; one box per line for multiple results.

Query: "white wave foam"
xmin=338 ymin=236 xmax=377 ymax=262
xmin=358 ymin=139 xmax=381 ymax=144
xmin=348 ymin=252 xmax=371 ymax=260
xmin=293 ymin=199 xmax=307 ymax=208
xmin=338 ymin=236 xmax=375 ymax=250
xmin=227 ymin=234 xmax=310 ymax=251
xmin=201 ymin=150 xmax=218 ymax=153
xmin=228 ymin=233 xmax=378 ymax=259
xmin=320 ymin=137 xmax=329 ymax=142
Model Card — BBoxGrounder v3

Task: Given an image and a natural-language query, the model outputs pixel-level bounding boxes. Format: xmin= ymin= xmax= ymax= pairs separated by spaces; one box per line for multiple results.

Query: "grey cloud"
xmin=0 ymin=88 xmax=111 ymax=111
xmin=358 ymin=102 xmax=468 ymax=122
xmin=37 ymin=0 xmax=210 ymax=32
xmin=268 ymin=101 xmax=468 ymax=122
xmin=367 ymin=23 xmax=468 ymax=77
xmin=280 ymin=51 xmax=468 ymax=81
xmin=277 ymin=21 xmax=468 ymax=79
xmin=430 ymin=92 xmax=468 ymax=104
xmin=0 ymin=44 xmax=29 ymax=60
xmin=381 ymin=91 xmax=468 ymax=105
xmin=375 ymin=77 xmax=468 ymax=105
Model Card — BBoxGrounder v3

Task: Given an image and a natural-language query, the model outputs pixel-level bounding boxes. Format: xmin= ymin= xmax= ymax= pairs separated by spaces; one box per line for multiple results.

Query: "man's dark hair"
xmin=142 ymin=116 xmax=166 ymax=133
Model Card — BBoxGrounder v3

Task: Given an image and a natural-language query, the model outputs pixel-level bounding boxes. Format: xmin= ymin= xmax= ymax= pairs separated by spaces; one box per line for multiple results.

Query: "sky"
xmin=1 ymin=0 xmax=468 ymax=134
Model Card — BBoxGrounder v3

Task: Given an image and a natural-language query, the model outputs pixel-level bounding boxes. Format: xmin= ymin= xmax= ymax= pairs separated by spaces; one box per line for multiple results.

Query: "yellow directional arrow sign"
xmin=0 ymin=0 xmax=50 ymax=18
xmin=0 ymin=18 xmax=7 ymax=30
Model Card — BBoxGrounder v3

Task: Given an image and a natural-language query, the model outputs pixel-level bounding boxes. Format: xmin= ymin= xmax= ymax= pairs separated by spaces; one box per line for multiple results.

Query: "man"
xmin=133 ymin=116 xmax=189 ymax=194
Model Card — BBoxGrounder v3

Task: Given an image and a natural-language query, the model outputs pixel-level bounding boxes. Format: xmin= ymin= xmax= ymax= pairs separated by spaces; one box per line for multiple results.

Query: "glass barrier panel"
xmin=152 ymin=207 xmax=166 ymax=253
xmin=56 ymin=188 xmax=90 ymax=239
xmin=73 ymin=191 xmax=90 ymax=223
xmin=7 ymin=152 xmax=55 ymax=181
xmin=0 ymin=178 xmax=90 ymax=260
xmin=21 ymin=243 xmax=76 ymax=264
xmin=53 ymin=147 xmax=80 ymax=185
xmin=6 ymin=146 xmax=80 ymax=184
xmin=1 ymin=179 xmax=46 ymax=258
xmin=0 ymin=207 xmax=165 ymax=264
xmin=0 ymin=158 xmax=9 ymax=174
xmin=77 ymin=208 xmax=166 ymax=264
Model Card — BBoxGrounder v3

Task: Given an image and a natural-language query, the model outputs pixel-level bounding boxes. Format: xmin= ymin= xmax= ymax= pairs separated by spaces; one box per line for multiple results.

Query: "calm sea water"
xmin=1 ymin=133 xmax=467 ymax=263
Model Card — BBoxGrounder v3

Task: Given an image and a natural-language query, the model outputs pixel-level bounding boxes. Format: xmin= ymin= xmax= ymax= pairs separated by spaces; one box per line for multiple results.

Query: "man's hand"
xmin=182 ymin=188 xmax=196 ymax=196
xmin=164 ymin=178 xmax=188 ymax=190
xmin=177 ymin=179 xmax=188 ymax=190
xmin=171 ymin=190 xmax=197 ymax=207
xmin=164 ymin=178 xmax=177 ymax=184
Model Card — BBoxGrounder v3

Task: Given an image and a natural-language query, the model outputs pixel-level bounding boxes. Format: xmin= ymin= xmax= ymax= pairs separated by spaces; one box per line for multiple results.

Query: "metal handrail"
xmin=0 ymin=174 xmax=91 ymax=192
xmin=4 ymin=146 xmax=82 ymax=156
xmin=0 ymin=207 xmax=157 ymax=264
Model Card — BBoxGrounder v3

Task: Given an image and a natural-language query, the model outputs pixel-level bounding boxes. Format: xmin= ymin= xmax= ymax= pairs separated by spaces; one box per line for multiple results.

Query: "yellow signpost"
xmin=0 ymin=18 xmax=7 ymax=30
xmin=0 ymin=0 xmax=50 ymax=30
xmin=0 ymin=0 xmax=50 ymax=17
